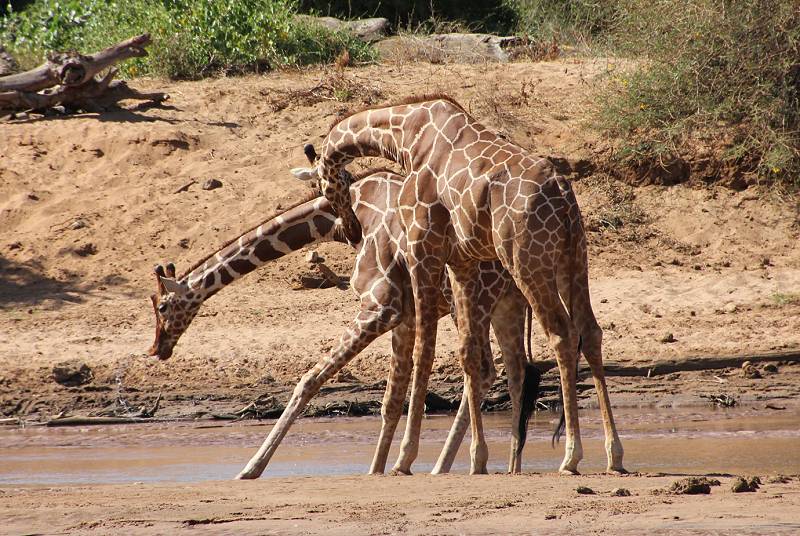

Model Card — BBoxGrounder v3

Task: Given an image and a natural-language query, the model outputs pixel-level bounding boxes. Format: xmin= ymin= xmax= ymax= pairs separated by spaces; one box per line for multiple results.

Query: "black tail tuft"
xmin=551 ymin=407 xmax=566 ymax=448
xmin=516 ymin=363 xmax=542 ymax=457
xmin=551 ymin=335 xmax=583 ymax=448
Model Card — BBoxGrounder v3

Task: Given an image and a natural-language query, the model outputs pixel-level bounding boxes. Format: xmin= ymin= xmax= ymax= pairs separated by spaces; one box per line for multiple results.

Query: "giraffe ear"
xmin=291 ymin=167 xmax=317 ymax=182
xmin=159 ymin=277 xmax=187 ymax=295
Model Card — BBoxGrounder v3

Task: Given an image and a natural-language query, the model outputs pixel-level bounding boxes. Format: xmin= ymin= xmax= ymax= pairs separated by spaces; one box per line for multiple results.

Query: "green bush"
xmin=503 ymin=0 xmax=620 ymax=44
xmin=598 ymin=0 xmax=800 ymax=186
xmin=0 ymin=0 xmax=376 ymax=78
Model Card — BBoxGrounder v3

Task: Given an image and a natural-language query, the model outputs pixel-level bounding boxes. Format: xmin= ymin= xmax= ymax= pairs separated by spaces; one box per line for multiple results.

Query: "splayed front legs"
xmin=236 ymin=305 xmax=398 ymax=479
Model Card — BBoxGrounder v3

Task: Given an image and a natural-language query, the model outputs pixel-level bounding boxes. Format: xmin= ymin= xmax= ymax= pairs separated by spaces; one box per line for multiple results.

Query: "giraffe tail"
xmin=551 ymin=335 xmax=581 ymax=447
xmin=516 ymin=361 xmax=542 ymax=457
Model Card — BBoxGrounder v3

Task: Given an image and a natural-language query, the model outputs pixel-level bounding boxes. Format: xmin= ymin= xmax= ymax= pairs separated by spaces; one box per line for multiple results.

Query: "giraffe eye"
xmin=158 ymin=302 xmax=169 ymax=313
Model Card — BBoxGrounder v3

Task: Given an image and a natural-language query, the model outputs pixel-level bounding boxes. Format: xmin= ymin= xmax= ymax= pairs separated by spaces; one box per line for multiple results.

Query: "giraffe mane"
xmin=329 ymin=93 xmax=467 ymax=130
xmin=176 ymin=167 xmax=396 ymax=281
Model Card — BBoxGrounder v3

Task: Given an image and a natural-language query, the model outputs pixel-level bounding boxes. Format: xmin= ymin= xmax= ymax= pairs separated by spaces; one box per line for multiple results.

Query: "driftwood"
xmin=0 ymin=34 xmax=167 ymax=113
xmin=532 ymin=349 xmax=800 ymax=377
xmin=45 ymin=416 xmax=158 ymax=427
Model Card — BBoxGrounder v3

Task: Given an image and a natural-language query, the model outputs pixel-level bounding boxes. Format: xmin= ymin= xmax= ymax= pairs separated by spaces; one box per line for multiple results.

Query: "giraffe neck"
xmin=180 ymin=197 xmax=340 ymax=301
xmin=322 ymin=109 xmax=407 ymax=171
xmin=322 ymin=99 xmax=475 ymax=179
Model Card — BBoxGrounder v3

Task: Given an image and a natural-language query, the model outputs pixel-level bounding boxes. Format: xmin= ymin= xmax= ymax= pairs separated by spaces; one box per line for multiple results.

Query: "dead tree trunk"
xmin=0 ymin=34 xmax=167 ymax=113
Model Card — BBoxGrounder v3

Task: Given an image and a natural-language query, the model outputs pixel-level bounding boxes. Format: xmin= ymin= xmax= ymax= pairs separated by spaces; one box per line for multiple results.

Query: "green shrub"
xmin=598 ymin=0 xmax=800 ymax=186
xmin=503 ymin=0 xmax=620 ymax=44
xmin=0 ymin=0 xmax=376 ymax=79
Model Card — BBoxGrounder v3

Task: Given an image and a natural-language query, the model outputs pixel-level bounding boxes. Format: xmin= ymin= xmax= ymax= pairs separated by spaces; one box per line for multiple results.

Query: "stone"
xmin=668 ymin=476 xmax=720 ymax=495
xmin=767 ymin=474 xmax=791 ymax=484
xmin=731 ymin=476 xmax=761 ymax=493
xmin=611 ymin=487 xmax=631 ymax=497
xmin=202 ymin=178 xmax=223 ymax=190
xmin=69 ymin=219 xmax=88 ymax=230
xmin=763 ymin=363 xmax=778 ymax=374
xmin=52 ymin=359 xmax=93 ymax=387
xmin=375 ymin=33 xmax=528 ymax=64
xmin=576 ymin=486 xmax=595 ymax=495
xmin=73 ymin=242 xmax=98 ymax=257
xmin=296 ymin=16 xmax=389 ymax=43
xmin=741 ymin=361 xmax=762 ymax=379
xmin=660 ymin=332 xmax=676 ymax=343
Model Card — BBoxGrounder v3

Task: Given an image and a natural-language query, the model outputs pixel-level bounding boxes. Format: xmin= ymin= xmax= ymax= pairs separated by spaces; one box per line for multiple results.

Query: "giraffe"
xmin=289 ymin=95 xmax=626 ymax=476
xmin=148 ymin=168 xmax=540 ymax=479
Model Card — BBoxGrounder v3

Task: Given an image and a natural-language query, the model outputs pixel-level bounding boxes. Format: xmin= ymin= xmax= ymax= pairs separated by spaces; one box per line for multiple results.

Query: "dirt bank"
xmin=3 ymin=473 xmax=800 ymax=535
xmin=1 ymin=59 xmax=799 ymax=422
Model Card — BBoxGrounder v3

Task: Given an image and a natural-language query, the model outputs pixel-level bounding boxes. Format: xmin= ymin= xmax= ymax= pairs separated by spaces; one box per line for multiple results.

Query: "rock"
xmin=723 ymin=302 xmax=737 ymax=313
xmin=296 ymin=16 xmax=389 ymax=43
xmin=731 ymin=476 xmax=761 ymax=493
xmin=73 ymin=242 xmax=98 ymax=256
xmin=0 ymin=45 xmax=19 ymax=76
xmin=741 ymin=361 xmax=762 ymax=379
xmin=668 ymin=476 xmax=720 ymax=495
xmin=73 ymin=242 xmax=98 ymax=257
xmin=202 ymin=178 xmax=223 ymax=190
xmin=611 ymin=488 xmax=631 ymax=497
xmin=660 ymin=332 xmax=676 ymax=344
xmin=576 ymin=486 xmax=595 ymax=495
xmin=763 ymin=363 xmax=779 ymax=374
xmin=178 ymin=238 xmax=190 ymax=249
xmin=767 ymin=474 xmax=791 ymax=484
xmin=335 ymin=369 xmax=359 ymax=383
xmin=306 ymin=250 xmax=322 ymax=263
xmin=52 ymin=360 xmax=93 ymax=387
xmin=69 ymin=219 xmax=87 ymax=230
xmin=425 ymin=391 xmax=457 ymax=412
xmin=375 ymin=33 xmax=529 ymax=64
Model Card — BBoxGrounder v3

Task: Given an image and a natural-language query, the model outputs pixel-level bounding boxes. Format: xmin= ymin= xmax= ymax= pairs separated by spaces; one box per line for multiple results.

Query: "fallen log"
xmin=46 ymin=416 xmax=160 ymax=427
xmin=0 ymin=34 xmax=166 ymax=113
xmin=532 ymin=349 xmax=800 ymax=377
xmin=0 ymin=34 xmax=151 ymax=93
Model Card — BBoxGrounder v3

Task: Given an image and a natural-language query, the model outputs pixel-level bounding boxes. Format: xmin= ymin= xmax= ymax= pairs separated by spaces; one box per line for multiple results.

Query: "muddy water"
xmin=1 ymin=406 xmax=798 ymax=484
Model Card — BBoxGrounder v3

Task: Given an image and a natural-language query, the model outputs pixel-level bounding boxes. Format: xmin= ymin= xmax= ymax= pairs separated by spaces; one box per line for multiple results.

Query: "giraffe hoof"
xmin=389 ymin=467 xmax=413 ymax=476
xmin=559 ymin=468 xmax=580 ymax=476
xmin=607 ymin=467 xmax=629 ymax=475
xmin=235 ymin=470 xmax=260 ymax=480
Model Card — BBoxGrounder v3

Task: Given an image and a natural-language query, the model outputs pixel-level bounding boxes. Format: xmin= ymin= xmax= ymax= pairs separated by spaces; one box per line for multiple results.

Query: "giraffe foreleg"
xmin=431 ymin=341 xmax=495 ymax=475
xmin=236 ymin=304 xmax=399 ymax=480
xmin=390 ymin=248 xmax=445 ymax=475
xmin=369 ymin=316 xmax=414 ymax=475
xmin=447 ymin=261 xmax=492 ymax=475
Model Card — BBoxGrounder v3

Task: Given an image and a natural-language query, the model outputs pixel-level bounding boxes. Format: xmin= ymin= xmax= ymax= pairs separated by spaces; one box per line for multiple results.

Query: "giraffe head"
xmin=148 ymin=263 xmax=201 ymax=360
xmin=292 ymin=144 xmax=362 ymax=244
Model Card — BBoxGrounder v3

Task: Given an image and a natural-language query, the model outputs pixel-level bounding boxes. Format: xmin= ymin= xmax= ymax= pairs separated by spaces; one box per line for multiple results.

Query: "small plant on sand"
xmin=584 ymin=176 xmax=649 ymax=236
xmin=771 ymin=292 xmax=800 ymax=307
